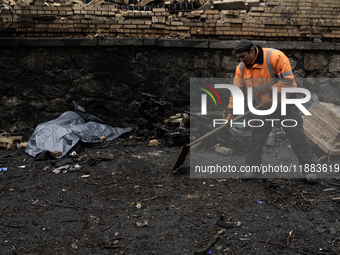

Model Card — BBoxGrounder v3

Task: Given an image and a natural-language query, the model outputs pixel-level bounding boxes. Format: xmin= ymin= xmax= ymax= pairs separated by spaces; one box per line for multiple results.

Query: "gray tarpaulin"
xmin=25 ymin=107 xmax=133 ymax=158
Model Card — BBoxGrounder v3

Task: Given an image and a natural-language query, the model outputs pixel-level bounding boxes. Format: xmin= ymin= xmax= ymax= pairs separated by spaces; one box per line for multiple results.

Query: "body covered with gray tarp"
xmin=25 ymin=111 xmax=132 ymax=158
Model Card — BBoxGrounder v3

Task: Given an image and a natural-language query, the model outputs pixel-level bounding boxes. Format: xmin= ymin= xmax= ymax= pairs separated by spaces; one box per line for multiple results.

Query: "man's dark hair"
xmin=233 ymin=39 xmax=254 ymax=54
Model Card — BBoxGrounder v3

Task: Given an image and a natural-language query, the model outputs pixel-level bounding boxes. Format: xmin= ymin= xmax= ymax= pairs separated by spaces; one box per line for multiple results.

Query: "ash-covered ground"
xmin=1 ymin=128 xmax=340 ymax=255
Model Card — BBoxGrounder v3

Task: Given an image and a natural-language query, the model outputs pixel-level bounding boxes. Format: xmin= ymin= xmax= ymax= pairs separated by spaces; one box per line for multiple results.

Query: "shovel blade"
xmin=172 ymin=145 xmax=190 ymax=171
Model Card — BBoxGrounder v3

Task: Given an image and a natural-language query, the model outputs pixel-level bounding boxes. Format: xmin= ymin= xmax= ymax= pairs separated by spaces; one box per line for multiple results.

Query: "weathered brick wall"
xmin=0 ymin=0 xmax=339 ymax=41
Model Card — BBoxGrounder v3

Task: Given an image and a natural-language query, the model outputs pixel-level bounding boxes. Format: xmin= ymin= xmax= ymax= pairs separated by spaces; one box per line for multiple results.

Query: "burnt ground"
xmin=1 ymin=132 xmax=340 ymax=255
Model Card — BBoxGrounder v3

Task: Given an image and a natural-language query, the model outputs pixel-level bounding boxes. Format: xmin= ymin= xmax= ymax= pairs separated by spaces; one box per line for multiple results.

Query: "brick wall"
xmin=0 ymin=0 xmax=339 ymax=41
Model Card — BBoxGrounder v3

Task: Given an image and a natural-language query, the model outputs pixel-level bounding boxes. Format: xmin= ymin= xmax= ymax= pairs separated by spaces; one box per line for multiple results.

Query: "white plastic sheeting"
xmin=25 ymin=110 xmax=132 ymax=158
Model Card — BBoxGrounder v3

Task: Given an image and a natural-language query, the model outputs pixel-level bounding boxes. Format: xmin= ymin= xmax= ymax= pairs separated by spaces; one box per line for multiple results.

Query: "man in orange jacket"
xmin=227 ymin=39 xmax=316 ymax=183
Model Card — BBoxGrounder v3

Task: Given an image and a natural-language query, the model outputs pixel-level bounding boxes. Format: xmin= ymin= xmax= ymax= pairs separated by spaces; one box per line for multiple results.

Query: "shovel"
xmin=172 ymin=106 xmax=260 ymax=172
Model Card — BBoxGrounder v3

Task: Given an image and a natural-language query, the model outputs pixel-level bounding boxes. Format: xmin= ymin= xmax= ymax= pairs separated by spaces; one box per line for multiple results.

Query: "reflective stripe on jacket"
xmin=228 ymin=48 xmax=297 ymax=110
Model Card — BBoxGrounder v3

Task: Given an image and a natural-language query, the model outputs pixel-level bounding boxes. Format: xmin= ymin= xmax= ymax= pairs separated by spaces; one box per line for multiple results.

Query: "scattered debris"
xmin=52 ymin=164 xmax=72 ymax=174
xmin=31 ymin=198 xmax=39 ymax=204
xmin=216 ymin=218 xmax=234 ymax=229
xmin=216 ymin=245 xmax=223 ymax=251
xmin=165 ymin=132 xmax=182 ymax=147
xmin=140 ymin=93 xmax=171 ymax=126
xmin=71 ymin=243 xmax=78 ymax=250
xmin=322 ymin=188 xmax=336 ymax=192
xmin=149 ymin=139 xmax=159 ymax=146
xmin=52 ymin=151 xmax=62 ymax=158
xmin=17 ymin=142 xmax=28 ymax=150
xmin=193 ymin=229 xmax=226 ymax=254
xmin=330 ymin=227 xmax=337 ymax=235
xmin=99 ymin=136 xmax=106 ymax=143
xmin=72 ymin=164 xmax=82 ymax=170
xmin=164 ymin=113 xmax=189 ymax=128
xmin=256 ymin=200 xmax=265 ymax=205
xmin=43 ymin=166 xmax=50 ymax=171
xmin=69 ymin=151 xmax=79 ymax=158
xmin=1 ymin=133 xmax=340 ymax=254
xmin=136 ymin=220 xmax=148 ymax=228
xmin=286 ymin=230 xmax=293 ymax=246
xmin=2 ymin=0 xmax=263 ymax=15
xmin=239 ymin=237 xmax=250 ymax=241
xmin=137 ymin=93 xmax=189 ymax=147
xmin=215 ymin=146 xmax=233 ymax=156
xmin=0 ymin=136 xmax=23 ymax=149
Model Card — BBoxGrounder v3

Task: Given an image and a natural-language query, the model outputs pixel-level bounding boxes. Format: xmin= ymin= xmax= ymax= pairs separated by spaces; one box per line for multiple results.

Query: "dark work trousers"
xmin=246 ymin=104 xmax=313 ymax=166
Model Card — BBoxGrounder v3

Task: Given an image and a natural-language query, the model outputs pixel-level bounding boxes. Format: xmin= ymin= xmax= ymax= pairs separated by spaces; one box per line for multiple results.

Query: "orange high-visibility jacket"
xmin=227 ymin=47 xmax=297 ymax=111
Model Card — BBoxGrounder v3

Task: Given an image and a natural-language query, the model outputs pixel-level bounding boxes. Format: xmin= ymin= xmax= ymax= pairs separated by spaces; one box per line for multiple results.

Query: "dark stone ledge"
xmin=0 ymin=37 xmax=339 ymax=51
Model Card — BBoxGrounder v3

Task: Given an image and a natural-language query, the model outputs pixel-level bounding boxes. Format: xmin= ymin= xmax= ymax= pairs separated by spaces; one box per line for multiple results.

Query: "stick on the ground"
xmin=193 ymin=229 xmax=226 ymax=254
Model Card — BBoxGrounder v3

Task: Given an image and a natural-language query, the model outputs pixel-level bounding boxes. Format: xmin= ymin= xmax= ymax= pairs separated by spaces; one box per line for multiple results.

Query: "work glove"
xmin=259 ymin=93 xmax=273 ymax=110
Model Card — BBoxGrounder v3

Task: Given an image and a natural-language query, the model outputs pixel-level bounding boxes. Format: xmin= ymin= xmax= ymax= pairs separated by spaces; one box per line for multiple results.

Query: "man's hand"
xmin=225 ymin=114 xmax=234 ymax=127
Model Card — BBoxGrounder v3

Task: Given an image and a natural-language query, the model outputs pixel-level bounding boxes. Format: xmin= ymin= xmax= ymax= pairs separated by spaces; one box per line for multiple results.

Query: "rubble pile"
xmin=2 ymin=0 xmax=261 ymax=11
xmin=303 ymin=102 xmax=340 ymax=156
xmin=0 ymin=0 xmax=339 ymax=41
